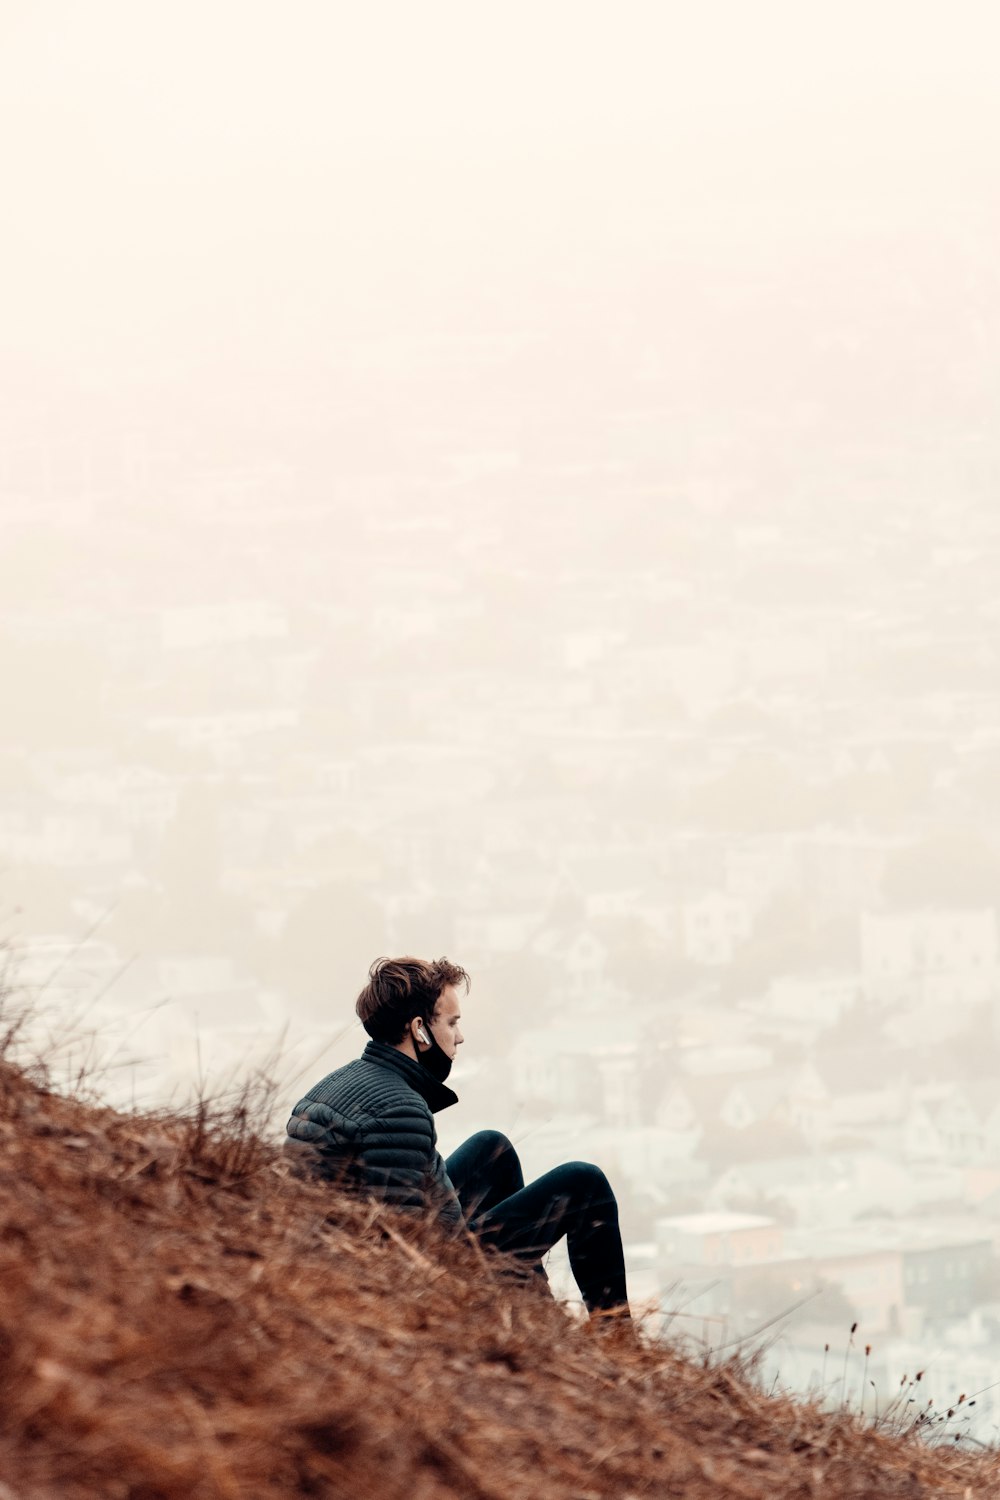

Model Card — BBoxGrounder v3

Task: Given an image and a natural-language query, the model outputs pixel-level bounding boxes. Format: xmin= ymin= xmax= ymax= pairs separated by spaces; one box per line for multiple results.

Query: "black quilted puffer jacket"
xmin=284 ymin=1039 xmax=462 ymax=1228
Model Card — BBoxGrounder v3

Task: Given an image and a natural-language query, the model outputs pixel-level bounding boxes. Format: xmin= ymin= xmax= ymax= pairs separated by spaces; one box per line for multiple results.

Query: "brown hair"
xmin=355 ymin=956 xmax=470 ymax=1044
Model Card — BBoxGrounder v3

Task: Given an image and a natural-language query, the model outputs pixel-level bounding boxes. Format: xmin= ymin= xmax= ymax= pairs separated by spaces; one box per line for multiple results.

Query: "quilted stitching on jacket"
xmin=285 ymin=1039 xmax=462 ymax=1227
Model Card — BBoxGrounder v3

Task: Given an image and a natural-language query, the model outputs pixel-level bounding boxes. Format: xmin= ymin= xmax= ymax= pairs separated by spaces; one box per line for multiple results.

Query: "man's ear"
xmin=412 ymin=1017 xmax=431 ymax=1049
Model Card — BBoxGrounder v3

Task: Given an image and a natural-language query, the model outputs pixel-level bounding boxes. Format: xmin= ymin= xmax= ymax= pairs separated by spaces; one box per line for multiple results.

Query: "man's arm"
xmin=284 ymin=1098 xmax=362 ymax=1184
xmin=362 ymin=1102 xmax=463 ymax=1229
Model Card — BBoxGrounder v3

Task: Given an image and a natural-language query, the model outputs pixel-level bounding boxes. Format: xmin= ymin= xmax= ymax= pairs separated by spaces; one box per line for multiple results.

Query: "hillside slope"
xmin=1 ymin=1056 xmax=998 ymax=1500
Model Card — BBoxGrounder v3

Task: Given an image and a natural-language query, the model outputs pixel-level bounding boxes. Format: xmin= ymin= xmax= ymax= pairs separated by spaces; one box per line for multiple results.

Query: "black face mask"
xmin=416 ymin=1017 xmax=453 ymax=1083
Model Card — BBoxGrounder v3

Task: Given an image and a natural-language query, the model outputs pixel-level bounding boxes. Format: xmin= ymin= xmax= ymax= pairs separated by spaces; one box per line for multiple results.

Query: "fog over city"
xmin=2 ymin=0 xmax=1000 ymax=1432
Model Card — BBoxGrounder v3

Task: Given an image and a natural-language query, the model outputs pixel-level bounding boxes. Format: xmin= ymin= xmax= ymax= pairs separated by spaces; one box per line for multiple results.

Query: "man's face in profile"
xmin=429 ymin=984 xmax=464 ymax=1060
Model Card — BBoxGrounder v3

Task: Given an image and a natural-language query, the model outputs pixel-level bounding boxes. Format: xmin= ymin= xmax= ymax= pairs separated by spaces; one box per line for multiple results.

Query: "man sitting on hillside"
xmin=285 ymin=955 xmax=630 ymax=1319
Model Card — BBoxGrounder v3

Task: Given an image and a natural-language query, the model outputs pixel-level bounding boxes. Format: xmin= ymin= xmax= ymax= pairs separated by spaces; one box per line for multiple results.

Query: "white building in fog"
xmin=656 ymin=1210 xmax=783 ymax=1268
xmin=748 ymin=971 xmax=861 ymax=1030
xmin=861 ymin=908 xmax=999 ymax=1009
xmin=681 ymin=890 xmax=753 ymax=966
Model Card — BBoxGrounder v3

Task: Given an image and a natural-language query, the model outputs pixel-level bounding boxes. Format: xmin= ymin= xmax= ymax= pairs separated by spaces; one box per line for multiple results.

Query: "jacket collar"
xmin=362 ymin=1038 xmax=458 ymax=1114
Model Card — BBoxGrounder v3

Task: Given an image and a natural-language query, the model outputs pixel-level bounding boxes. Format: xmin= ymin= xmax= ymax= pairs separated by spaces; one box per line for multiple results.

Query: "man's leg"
xmin=445 ymin=1130 xmax=525 ymax=1221
xmin=445 ymin=1131 xmax=552 ymax=1292
xmin=471 ymin=1160 xmax=629 ymax=1317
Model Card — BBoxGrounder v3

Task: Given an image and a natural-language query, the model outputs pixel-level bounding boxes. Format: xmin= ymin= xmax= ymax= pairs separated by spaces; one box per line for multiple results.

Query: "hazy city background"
xmin=2 ymin=0 xmax=1000 ymax=1437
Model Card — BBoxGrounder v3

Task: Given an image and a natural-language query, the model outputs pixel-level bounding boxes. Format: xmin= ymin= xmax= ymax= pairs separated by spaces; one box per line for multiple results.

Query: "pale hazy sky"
xmin=2 ymin=1 xmax=998 ymax=378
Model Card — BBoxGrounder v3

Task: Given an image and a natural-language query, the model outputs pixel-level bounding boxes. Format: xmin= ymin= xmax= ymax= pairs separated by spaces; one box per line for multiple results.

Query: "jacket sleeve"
xmin=362 ymin=1101 xmax=464 ymax=1230
xmin=284 ymin=1098 xmax=363 ymax=1184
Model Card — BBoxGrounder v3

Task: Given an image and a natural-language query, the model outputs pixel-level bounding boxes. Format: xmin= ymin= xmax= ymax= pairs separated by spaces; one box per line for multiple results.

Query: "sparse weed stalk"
xmin=868 ymin=1367 xmax=925 ymax=1434
xmin=841 ymin=1319 xmax=858 ymax=1407
xmin=1 ymin=923 xmax=285 ymax=1188
xmin=738 ymin=1311 xmax=989 ymax=1456
xmin=0 ymin=942 xmax=49 ymax=1100
xmin=861 ymin=1363 xmax=993 ymax=1451
xmin=0 ymin=923 xmax=131 ymax=1101
xmin=178 ymin=1060 xmax=283 ymax=1187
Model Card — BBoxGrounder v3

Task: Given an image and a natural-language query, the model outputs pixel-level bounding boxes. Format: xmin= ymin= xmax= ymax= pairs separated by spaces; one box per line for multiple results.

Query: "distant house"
xmin=563 ymin=850 xmax=672 ymax=932
xmin=861 ymin=908 xmax=999 ymax=1009
xmin=901 ymin=1231 xmax=994 ymax=1323
xmin=652 ymin=1080 xmax=700 ymax=1135
xmin=724 ymin=840 xmax=795 ymax=915
xmin=313 ymin=758 xmax=360 ymax=800
xmin=752 ymin=972 xmax=861 ymax=1030
xmin=813 ymin=1047 xmax=908 ymax=1140
xmin=2 ymin=798 xmax=132 ymax=871
xmin=783 ymin=1224 xmax=910 ymax=1335
xmin=681 ymin=890 xmax=753 ymax=966
xmin=453 ymin=909 xmax=539 ymax=956
xmin=525 ymin=916 xmax=615 ymax=1000
xmin=561 ymin=627 xmax=627 ymax=672
xmin=968 ymin=1083 xmax=1000 ymax=1159
xmin=903 ymin=1087 xmax=985 ymax=1165
xmin=595 ymin=1048 xmax=644 ymax=1131
xmin=902 ymin=1102 xmax=948 ymax=1163
xmin=618 ymin=1128 xmax=707 ymax=1183
xmin=658 ymin=1073 xmax=786 ymax=1139
xmin=673 ymin=1215 xmax=993 ymax=1343
xmin=464 ymin=849 xmax=558 ymax=914
xmin=144 ymin=709 xmax=298 ymax=760
xmin=708 ymin=1154 xmax=819 ymax=1218
xmin=510 ymin=1018 xmax=646 ymax=1128
xmin=746 ymin=634 xmax=829 ymax=687
xmin=792 ymin=831 xmax=896 ymax=913
xmin=656 ymin=1211 xmax=784 ymax=1270
xmin=719 ymin=1075 xmax=789 ymax=1132
xmin=812 ymin=1245 xmax=904 ymax=1335
xmin=676 ymin=1040 xmax=774 ymax=1078
xmin=116 ymin=766 xmax=179 ymax=838
xmin=709 ymin=1150 xmax=915 ymax=1227
xmin=785 ymin=1061 xmax=831 ymax=1145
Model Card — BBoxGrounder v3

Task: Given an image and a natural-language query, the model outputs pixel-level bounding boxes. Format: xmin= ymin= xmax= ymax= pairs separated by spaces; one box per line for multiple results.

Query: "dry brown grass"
xmin=1 ymin=1047 xmax=999 ymax=1499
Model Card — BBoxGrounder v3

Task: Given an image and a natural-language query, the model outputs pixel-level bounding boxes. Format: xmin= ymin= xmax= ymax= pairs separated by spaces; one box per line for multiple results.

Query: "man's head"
xmin=355 ymin=956 xmax=468 ymax=1067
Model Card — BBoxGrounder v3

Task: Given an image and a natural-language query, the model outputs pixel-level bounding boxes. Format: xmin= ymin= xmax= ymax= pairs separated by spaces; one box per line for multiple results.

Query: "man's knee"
xmin=559 ymin=1161 xmax=619 ymax=1212
xmin=462 ymin=1130 xmax=523 ymax=1196
xmin=466 ymin=1129 xmax=516 ymax=1165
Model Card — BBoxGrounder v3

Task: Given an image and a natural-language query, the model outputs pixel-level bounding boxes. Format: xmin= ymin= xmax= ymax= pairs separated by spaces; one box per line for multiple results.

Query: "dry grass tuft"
xmin=0 ymin=1041 xmax=998 ymax=1498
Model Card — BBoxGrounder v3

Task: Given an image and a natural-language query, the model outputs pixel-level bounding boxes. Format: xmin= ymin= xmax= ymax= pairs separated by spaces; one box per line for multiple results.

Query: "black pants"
xmin=445 ymin=1130 xmax=629 ymax=1316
